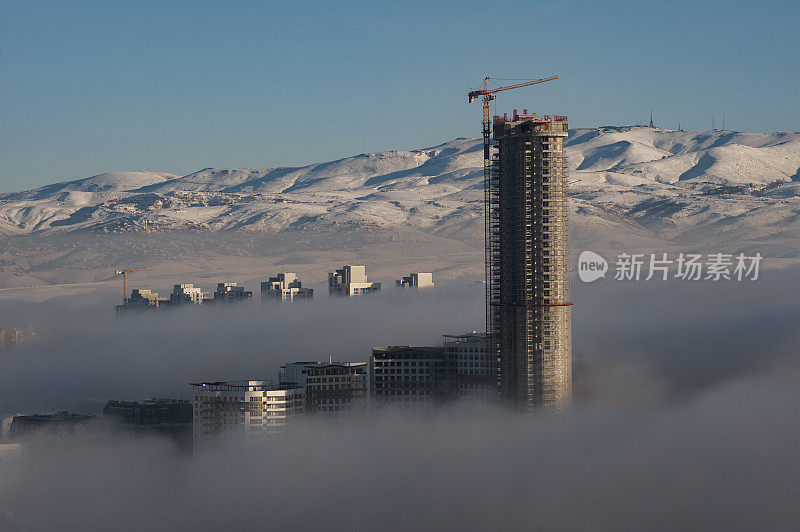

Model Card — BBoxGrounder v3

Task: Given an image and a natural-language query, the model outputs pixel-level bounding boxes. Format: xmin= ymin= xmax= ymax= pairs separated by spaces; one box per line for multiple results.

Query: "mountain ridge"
xmin=2 ymin=127 xmax=799 ymax=254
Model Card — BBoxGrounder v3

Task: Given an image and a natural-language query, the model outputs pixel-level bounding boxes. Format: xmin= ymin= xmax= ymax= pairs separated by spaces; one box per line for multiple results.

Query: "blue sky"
xmin=1 ymin=0 xmax=798 ymax=192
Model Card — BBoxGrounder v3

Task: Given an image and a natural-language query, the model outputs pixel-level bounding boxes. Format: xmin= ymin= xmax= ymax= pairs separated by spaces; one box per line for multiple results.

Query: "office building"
xmin=262 ymin=273 xmax=314 ymax=302
xmin=328 ymin=265 xmax=381 ymax=296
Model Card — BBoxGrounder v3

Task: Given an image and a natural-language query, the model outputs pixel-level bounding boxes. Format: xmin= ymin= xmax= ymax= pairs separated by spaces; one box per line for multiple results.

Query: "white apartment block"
xmin=191 ymin=381 xmax=305 ymax=448
xmin=396 ymin=272 xmax=434 ymax=289
xmin=328 ymin=265 xmax=381 ymax=296
xmin=262 ymin=273 xmax=314 ymax=302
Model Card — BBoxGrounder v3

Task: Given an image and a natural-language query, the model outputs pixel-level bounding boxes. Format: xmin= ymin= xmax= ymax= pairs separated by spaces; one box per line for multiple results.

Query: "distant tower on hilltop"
xmin=649 ymin=108 xmax=654 ymax=128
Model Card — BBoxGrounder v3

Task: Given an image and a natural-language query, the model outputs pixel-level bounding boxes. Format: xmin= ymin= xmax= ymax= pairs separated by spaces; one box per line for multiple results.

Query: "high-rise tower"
xmin=490 ymin=111 xmax=572 ymax=411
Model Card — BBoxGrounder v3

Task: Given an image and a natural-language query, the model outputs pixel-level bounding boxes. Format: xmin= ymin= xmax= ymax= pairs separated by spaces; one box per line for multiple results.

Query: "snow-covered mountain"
xmin=2 ymin=127 xmax=799 ymax=252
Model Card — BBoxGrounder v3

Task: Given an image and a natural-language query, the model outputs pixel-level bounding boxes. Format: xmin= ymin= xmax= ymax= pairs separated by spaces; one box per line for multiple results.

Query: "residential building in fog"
xmin=396 ymin=272 xmax=434 ymax=290
xmin=116 ymin=289 xmax=167 ymax=313
xmin=212 ymin=282 xmax=253 ymax=303
xmin=1 ymin=415 xmax=16 ymax=441
xmin=8 ymin=412 xmax=96 ymax=441
xmin=278 ymin=361 xmax=321 ymax=387
xmin=262 ymin=273 xmax=314 ymax=302
xmin=0 ymin=443 xmax=22 ymax=474
xmin=304 ymin=362 xmax=369 ymax=414
xmin=103 ymin=398 xmax=192 ymax=450
xmin=443 ymin=332 xmax=493 ymax=400
xmin=279 ymin=360 xmax=369 ymax=414
xmin=170 ymin=284 xmax=209 ymax=306
xmin=0 ymin=328 xmax=24 ymax=349
xmin=328 ymin=265 xmax=381 ymax=296
xmin=371 ymin=346 xmax=447 ymax=406
xmin=191 ymin=381 xmax=305 ymax=448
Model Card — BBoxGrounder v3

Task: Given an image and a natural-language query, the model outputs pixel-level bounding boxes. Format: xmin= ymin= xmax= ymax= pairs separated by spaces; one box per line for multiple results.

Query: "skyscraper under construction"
xmin=488 ymin=111 xmax=572 ymax=411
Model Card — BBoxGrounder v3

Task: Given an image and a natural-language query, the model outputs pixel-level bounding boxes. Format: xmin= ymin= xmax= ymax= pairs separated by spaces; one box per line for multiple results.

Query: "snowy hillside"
xmin=1 ymin=127 xmax=799 ymax=251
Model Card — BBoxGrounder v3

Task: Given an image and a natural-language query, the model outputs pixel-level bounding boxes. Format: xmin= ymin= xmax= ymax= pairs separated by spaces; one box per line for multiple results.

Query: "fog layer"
xmin=1 ymin=270 xmax=799 ymax=530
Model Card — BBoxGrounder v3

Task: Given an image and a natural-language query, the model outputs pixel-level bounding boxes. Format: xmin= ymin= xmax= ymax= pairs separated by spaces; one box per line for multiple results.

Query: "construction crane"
xmin=468 ymin=75 xmax=558 ymax=158
xmin=467 ymin=75 xmax=558 ymax=339
xmin=114 ymin=268 xmax=152 ymax=303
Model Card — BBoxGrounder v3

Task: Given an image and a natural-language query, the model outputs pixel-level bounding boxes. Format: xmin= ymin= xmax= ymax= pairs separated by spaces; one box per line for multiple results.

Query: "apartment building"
xmin=328 ymin=265 xmax=381 ymax=296
xmin=212 ymin=282 xmax=253 ymax=303
xmin=262 ymin=273 xmax=314 ymax=302
xmin=191 ymin=380 xmax=305 ymax=448
xmin=170 ymin=284 xmax=208 ymax=306
xmin=395 ymin=272 xmax=434 ymax=290
xmin=304 ymin=362 xmax=369 ymax=414
xmin=442 ymin=332 xmax=494 ymax=400
xmin=371 ymin=346 xmax=447 ymax=406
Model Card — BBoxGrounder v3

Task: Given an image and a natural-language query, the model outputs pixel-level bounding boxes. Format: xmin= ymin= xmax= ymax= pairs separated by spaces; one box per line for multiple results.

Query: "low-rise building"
xmin=170 ymin=284 xmax=208 ymax=306
xmin=262 ymin=273 xmax=314 ymax=302
xmin=371 ymin=346 xmax=448 ymax=406
xmin=396 ymin=272 xmax=434 ymax=290
xmin=329 ymin=265 xmax=381 ymax=296
xmin=212 ymin=282 xmax=253 ymax=303
xmin=191 ymin=381 xmax=305 ymax=448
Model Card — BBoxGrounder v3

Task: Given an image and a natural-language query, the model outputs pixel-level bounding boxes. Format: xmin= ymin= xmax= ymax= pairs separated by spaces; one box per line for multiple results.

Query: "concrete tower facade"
xmin=491 ymin=112 xmax=571 ymax=411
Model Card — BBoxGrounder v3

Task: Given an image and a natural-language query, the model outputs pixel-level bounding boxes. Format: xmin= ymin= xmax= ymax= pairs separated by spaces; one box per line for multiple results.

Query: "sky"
xmin=1 ymin=0 xmax=798 ymax=192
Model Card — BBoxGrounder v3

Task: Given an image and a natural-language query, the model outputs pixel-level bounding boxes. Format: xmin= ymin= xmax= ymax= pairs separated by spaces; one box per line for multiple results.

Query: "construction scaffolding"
xmin=491 ymin=112 xmax=572 ymax=411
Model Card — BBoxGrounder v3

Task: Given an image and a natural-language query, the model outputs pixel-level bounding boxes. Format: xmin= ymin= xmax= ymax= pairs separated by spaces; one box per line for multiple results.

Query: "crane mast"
xmin=467 ymin=75 xmax=558 ymax=341
xmin=115 ymin=268 xmax=153 ymax=303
